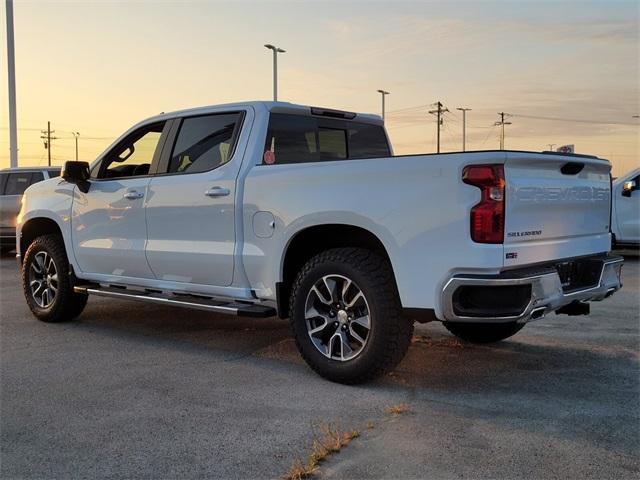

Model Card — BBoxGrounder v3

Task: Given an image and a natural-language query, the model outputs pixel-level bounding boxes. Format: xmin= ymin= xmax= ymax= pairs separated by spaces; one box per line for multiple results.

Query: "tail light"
xmin=463 ymin=164 xmax=505 ymax=244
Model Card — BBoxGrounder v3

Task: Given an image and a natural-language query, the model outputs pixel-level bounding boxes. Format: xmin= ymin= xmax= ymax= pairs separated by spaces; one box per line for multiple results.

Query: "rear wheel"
xmin=289 ymin=248 xmax=413 ymax=384
xmin=443 ymin=321 xmax=524 ymax=343
xmin=21 ymin=234 xmax=87 ymax=323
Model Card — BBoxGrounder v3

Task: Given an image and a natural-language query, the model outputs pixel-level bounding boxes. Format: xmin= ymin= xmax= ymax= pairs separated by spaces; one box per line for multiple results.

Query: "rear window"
xmin=263 ymin=113 xmax=390 ymax=165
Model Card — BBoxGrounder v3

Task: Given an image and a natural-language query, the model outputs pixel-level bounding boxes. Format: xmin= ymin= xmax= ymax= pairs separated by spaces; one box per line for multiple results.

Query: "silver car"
xmin=1 ymin=167 xmax=61 ymax=254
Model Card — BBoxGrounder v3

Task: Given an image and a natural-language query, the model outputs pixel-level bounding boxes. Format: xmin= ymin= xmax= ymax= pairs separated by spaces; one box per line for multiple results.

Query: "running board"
xmin=73 ymin=286 xmax=276 ymax=318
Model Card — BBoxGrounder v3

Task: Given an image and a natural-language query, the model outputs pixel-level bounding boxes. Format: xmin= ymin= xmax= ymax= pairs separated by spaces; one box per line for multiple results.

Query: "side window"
xmin=167 ymin=113 xmax=242 ymax=174
xmin=264 ymin=114 xmax=318 ymax=164
xmin=98 ymin=122 xmax=165 ymax=179
xmin=5 ymin=172 xmax=33 ymax=195
xmin=348 ymin=124 xmax=390 ymax=159
xmin=0 ymin=173 xmax=8 ymax=194
xmin=48 ymin=169 xmax=61 ymax=178
xmin=30 ymin=172 xmax=44 ymax=185
xmin=263 ymin=113 xmax=390 ymax=165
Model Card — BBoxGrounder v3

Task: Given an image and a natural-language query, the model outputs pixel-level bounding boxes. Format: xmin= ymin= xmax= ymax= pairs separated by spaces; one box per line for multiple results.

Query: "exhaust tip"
xmin=530 ymin=307 xmax=546 ymax=320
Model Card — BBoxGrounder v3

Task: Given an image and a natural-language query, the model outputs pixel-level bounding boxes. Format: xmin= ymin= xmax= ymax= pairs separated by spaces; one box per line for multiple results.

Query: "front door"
xmin=144 ymin=111 xmax=245 ymax=286
xmin=71 ymin=122 xmax=168 ymax=279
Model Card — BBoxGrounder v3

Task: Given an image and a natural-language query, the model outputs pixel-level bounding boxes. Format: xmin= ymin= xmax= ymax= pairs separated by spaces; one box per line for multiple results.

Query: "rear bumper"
xmin=442 ymin=254 xmax=623 ymax=323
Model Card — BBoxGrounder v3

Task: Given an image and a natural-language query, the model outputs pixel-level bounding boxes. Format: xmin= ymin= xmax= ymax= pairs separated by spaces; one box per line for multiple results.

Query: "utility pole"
xmin=429 ymin=101 xmax=448 ymax=153
xmin=5 ymin=0 xmax=18 ymax=167
xmin=377 ymin=90 xmax=390 ymax=122
xmin=40 ymin=122 xmax=57 ymax=166
xmin=547 ymin=143 xmax=556 ymax=151
xmin=456 ymin=107 xmax=471 ymax=151
xmin=495 ymin=112 xmax=512 ymax=150
xmin=71 ymin=132 xmax=80 ymax=160
xmin=264 ymin=44 xmax=285 ymax=101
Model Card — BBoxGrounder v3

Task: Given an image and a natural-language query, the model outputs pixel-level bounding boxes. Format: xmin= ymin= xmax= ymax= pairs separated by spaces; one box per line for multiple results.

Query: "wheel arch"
xmin=277 ymin=224 xmax=398 ymax=319
xmin=19 ymin=217 xmax=64 ymax=263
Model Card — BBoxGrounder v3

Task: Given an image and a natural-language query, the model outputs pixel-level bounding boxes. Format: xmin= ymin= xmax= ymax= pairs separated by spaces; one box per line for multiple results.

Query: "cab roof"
xmin=144 ymin=101 xmax=384 ymax=126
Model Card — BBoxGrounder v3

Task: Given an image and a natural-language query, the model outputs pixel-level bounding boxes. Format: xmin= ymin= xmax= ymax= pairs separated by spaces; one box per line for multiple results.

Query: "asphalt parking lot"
xmin=1 ymin=252 xmax=638 ymax=479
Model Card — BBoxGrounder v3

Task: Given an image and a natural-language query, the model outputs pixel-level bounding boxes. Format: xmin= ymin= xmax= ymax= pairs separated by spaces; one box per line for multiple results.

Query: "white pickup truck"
xmin=611 ymin=168 xmax=640 ymax=248
xmin=16 ymin=101 xmax=623 ymax=383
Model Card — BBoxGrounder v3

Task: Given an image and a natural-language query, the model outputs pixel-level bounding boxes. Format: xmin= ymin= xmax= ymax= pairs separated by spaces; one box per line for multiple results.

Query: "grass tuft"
xmin=282 ymin=422 xmax=361 ymax=480
xmin=385 ymin=403 xmax=409 ymax=415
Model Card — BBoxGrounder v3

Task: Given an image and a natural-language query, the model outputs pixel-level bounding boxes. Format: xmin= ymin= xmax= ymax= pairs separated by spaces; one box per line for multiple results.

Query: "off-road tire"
xmin=22 ymin=234 xmax=88 ymax=323
xmin=443 ymin=321 xmax=524 ymax=343
xmin=289 ymin=247 xmax=413 ymax=384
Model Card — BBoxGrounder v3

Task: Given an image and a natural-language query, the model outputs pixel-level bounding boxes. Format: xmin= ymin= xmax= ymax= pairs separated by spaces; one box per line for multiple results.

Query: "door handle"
xmin=123 ymin=191 xmax=144 ymax=200
xmin=204 ymin=186 xmax=230 ymax=197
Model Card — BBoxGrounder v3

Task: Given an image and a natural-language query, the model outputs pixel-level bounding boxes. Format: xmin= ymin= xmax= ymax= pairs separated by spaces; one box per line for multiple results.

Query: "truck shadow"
xmin=65 ymin=298 xmax=640 ymax=457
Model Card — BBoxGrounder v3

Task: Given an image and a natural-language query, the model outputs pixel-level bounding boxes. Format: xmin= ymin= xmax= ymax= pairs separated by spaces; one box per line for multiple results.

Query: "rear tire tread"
xmin=289 ymin=247 xmax=413 ymax=384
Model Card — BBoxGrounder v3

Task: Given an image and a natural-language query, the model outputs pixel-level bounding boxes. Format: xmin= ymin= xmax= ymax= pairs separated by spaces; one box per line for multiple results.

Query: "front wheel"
xmin=443 ymin=321 xmax=524 ymax=343
xmin=21 ymin=234 xmax=88 ymax=323
xmin=289 ymin=248 xmax=413 ymax=384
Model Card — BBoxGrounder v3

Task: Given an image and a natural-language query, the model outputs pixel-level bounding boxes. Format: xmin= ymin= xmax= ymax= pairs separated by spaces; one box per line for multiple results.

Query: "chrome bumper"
xmin=442 ymin=255 xmax=623 ymax=324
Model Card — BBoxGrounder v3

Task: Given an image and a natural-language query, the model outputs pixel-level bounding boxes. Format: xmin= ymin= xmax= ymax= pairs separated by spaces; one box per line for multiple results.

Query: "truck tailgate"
xmin=503 ymin=152 xmax=612 ymax=267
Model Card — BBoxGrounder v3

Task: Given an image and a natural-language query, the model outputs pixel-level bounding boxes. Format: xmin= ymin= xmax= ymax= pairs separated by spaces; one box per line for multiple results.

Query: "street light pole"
xmin=71 ymin=132 xmax=80 ymax=160
xmin=264 ymin=44 xmax=285 ymax=101
xmin=5 ymin=0 xmax=18 ymax=167
xmin=377 ymin=90 xmax=390 ymax=122
xmin=456 ymin=107 xmax=471 ymax=152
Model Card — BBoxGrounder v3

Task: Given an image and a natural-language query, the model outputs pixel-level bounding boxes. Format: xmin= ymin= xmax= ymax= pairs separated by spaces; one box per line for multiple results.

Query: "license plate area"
xmin=555 ymin=258 xmax=602 ymax=293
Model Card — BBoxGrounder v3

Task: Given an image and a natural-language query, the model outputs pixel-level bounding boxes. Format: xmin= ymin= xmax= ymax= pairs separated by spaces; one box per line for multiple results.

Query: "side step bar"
xmin=73 ymin=286 xmax=276 ymax=318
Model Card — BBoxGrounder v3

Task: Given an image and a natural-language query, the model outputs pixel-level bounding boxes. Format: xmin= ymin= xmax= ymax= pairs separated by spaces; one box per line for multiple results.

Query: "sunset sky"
xmin=1 ymin=0 xmax=638 ymax=175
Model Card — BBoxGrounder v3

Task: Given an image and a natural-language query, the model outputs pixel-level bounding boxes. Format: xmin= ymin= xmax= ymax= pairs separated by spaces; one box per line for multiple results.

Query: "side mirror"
xmin=62 ymin=161 xmax=91 ymax=193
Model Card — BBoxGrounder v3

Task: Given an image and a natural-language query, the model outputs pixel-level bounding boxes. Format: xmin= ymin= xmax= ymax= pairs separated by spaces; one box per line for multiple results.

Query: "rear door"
xmin=503 ymin=153 xmax=612 ymax=266
xmin=144 ymin=110 xmax=247 ymax=287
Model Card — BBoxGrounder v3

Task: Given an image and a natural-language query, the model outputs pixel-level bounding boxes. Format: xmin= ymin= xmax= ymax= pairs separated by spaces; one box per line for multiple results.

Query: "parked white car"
xmin=15 ymin=101 xmax=623 ymax=383
xmin=612 ymin=168 xmax=640 ymax=248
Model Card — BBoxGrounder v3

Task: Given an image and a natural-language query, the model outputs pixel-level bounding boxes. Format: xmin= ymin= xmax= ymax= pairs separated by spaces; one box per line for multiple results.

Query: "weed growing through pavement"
xmin=282 ymin=422 xmax=360 ymax=480
xmin=385 ymin=403 xmax=409 ymax=415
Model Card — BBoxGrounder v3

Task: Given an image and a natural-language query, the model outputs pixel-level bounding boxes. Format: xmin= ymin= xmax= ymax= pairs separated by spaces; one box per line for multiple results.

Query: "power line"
xmin=386 ymin=104 xmax=639 ymax=126
xmin=386 ymin=103 xmax=433 ymax=115
xmin=480 ymin=124 xmax=498 ymax=149
xmin=511 ymin=113 xmax=638 ymax=126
